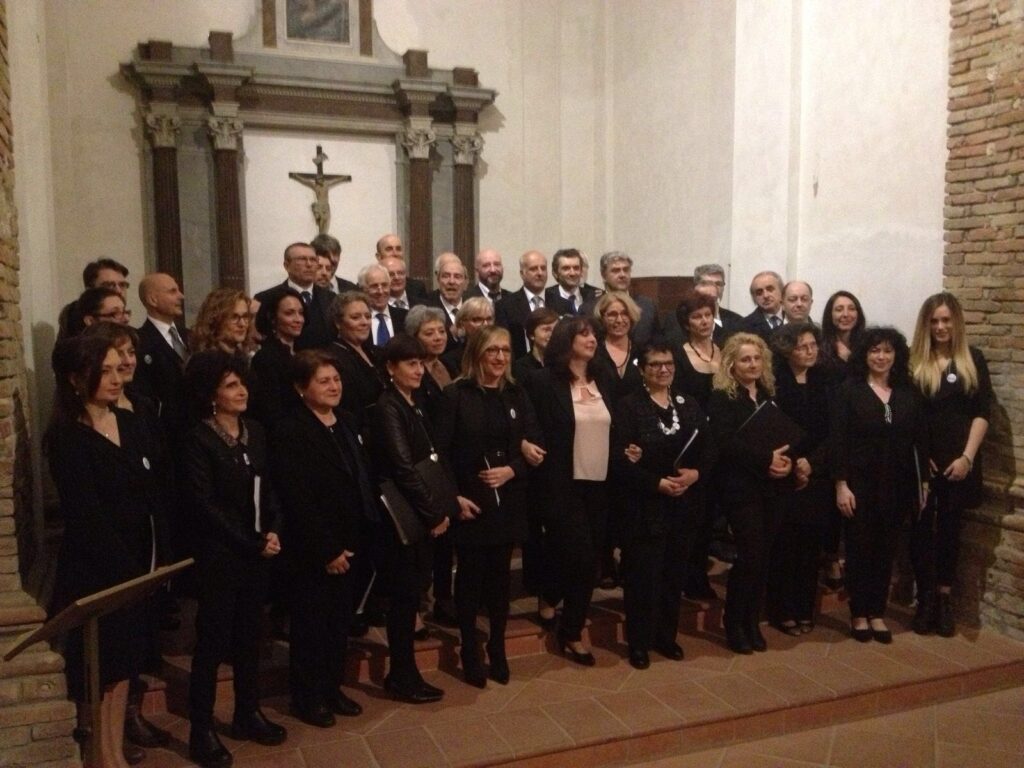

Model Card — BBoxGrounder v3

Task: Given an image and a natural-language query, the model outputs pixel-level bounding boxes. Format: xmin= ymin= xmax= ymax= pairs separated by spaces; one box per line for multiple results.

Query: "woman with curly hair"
xmin=832 ymin=327 xmax=926 ymax=644
xmin=191 ymin=288 xmax=256 ymax=357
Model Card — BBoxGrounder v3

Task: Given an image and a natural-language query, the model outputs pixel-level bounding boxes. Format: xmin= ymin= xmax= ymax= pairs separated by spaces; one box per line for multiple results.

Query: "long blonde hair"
xmin=713 ymin=332 xmax=775 ymax=398
xmin=910 ymin=292 xmax=977 ymax=397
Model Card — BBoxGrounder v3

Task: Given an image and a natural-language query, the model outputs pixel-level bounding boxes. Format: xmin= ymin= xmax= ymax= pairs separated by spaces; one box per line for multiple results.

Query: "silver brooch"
xmin=144 ymin=354 xmax=153 ymax=364
xmin=675 ymin=395 xmax=685 ymax=404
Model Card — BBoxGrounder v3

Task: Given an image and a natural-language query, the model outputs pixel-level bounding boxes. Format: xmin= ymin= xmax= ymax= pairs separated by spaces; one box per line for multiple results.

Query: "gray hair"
xmin=357 ymin=263 xmax=389 ymax=286
xmin=749 ymin=270 xmax=784 ymax=296
xmin=599 ymin=250 xmax=632 ymax=274
xmin=433 ymin=252 xmax=465 ymax=276
xmin=404 ymin=304 xmax=447 ymax=336
xmin=783 ymin=279 xmax=813 ymax=298
xmin=455 ymin=297 xmax=493 ymax=327
xmin=694 ymin=263 xmax=725 ymax=281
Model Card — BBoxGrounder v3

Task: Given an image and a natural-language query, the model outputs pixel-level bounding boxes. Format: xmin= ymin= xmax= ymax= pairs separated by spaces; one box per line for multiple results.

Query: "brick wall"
xmin=946 ymin=0 xmax=1024 ymax=639
xmin=0 ymin=1 xmax=80 ymax=765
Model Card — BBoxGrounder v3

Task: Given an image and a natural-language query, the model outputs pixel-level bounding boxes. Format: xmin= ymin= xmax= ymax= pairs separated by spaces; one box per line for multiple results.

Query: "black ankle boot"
xmin=912 ymin=592 xmax=935 ymax=635
xmin=725 ymin=621 xmax=752 ymax=654
xmin=936 ymin=593 xmax=956 ymax=638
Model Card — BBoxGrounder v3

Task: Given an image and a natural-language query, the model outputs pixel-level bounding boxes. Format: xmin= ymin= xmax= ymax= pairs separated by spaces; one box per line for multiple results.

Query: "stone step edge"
xmin=483 ymin=658 xmax=1024 ymax=768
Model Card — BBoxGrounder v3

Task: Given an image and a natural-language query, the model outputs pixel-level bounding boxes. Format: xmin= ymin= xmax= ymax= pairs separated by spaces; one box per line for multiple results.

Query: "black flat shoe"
xmin=872 ymin=628 xmax=893 ymax=644
xmin=291 ymin=701 xmax=335 ymax=729
xmin=431 ymin=603 xmax=458 ymax=628
xmin=125 ymin=704 xmax=170 ymax=748
xmin=189 ymin=727 xmax=233 ymax=768
xmin=653 ymin=642 xmax=684 ymax=661
xmin=462 ymin=660 xmax=488 ymax=689
xmin=537 ymin=612 xmax=558 ymax=631
xmin=725 ymin=625 xmax=753 ymax=655
xmin=851 ymin=624 xmax=872 ymax=643
xmin=628 ymin=648 xmax=650 ymax=670
xmin=748 ymin=624 xmax=767 ymax=652
xmin=771 ymin=620 xmax=801 ymax=637
xmin=122 ymin=741 xmax=145 ymax=766
xmin=489 ymin=657 xmax=511 ymax=685
xmin=384 ymin=676 xmax=444 ymax=704
xmin=419 ymin=679 xmax=444 ymax=697
xmin=231 ymin=709 xmax=287 ymax=746
xmin=558 ymin=637 xmax=596 ymax=667
xmin=328 ymin=690 xmax=363 ymax=717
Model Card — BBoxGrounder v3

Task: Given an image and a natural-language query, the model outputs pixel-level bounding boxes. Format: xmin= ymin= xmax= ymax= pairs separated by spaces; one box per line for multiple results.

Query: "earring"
xmin=211 ymin=402 xmax=217 ymax=416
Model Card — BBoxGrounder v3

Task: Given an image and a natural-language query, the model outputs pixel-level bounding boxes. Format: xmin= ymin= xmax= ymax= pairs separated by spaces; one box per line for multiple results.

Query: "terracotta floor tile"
xmin=960 ymin=628 xmax=1024 ymax=659
xmin=426 ymin=716 xmax=512 ymax=766
xmin=299 ymin=736 xmax=377 ymax=768
xmin=954 ymin=684 xmax=1024 ymax=714
xmin=502 ymin=678 xmax=603 ymax=711
xmin=626 ymin=746 xmax=726 ymax=767
xmin=531 ymin=648 xmax=635 ymax=691
xmin=139 ymin=748 xmax=192 ymax=768
xmin=365 ymin=725 xmax=448 ymax=768
xmin=696 ymin=673 xmax=787 ymax=714
xmin=541 ymin=697 xmax=631 ymax=745
xmin=719 ymin=752 xmax=827 ymax=768
xmin=934 ymin=707 xmax=1024 ymax=753
xmin=742 ymin=664 xmax=835 ymax=706
xmin=826 ymin=646 xmax=923 ymax=685
xmin=936 ymin=742 xmax=1024 ymax=768
xmin=233 ymin=747 xmax=307 ymax=768
xmin=873 ymin=642 xmax=968 ymax=676
xmin=781 ymin=655 xmax=880 ymax=696
xmin=486 ymin=707 xmax=574 ymax=758
xmin=617 ymin=658 xmax=722 ymax=691
xmin=647 ymin=682 xmax=737 ymax=724
xmin=844 ymin=704 xmax=935 ymax=739
xmin=908 ymin=633 xmax=1011 ymax=668
xmin=829 ymin=727 xmax=935 ymax=768
xmin=594 ymin=688 xmax=681 ymax=734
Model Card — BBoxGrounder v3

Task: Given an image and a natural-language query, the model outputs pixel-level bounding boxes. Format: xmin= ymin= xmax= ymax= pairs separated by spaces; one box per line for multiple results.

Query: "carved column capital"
xmin=143 ymin=106 xmax=181 ymax=149
xmin=401 ymin=118 xmax=437 ymax=161
xmin=452 ymin=132 xmax=484 ymax=166
xmin=207 ymin=115 xmax=244 ymax=151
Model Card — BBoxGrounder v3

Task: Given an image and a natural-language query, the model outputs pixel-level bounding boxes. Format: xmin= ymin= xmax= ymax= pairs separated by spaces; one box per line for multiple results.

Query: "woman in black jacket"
xmin=249 ymin=286 xmax=305 ymax=426
xmin=613 ymin=342 xmax=706 ymax=669
xmin=271 ymin=350 xmax=374 ymax=727
xmin=328 ymin=291 xmax=387 ymax=430
xmin=183 ymin=351 xmax=286 ymax=767
xmin=372 ymin=335 xmax=458 ymax=702
xmin=706 ymin=333 xmax=794 ymax=654
xmin=524 ymin=316 xmax=614 ymax=665
xmin=435 ymin=326 xmax=543 ymax=687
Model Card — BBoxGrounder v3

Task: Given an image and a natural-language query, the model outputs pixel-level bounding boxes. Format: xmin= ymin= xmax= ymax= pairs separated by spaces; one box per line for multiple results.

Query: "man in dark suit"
xmin=743 ymin=270 xmax=786 ymax=342
xmin=664 ymin=263 xmax=745 ymax=347
xmin=254 ymin=242 xmax=336 ymax=350
xmin=495 ymin=249 xmax=549 ymax=361
xmin=579 ymin=250 xmax=661 ymax=347
xmin=781 ymin=280 xmax=814 ymax=324
xmin=312 ymin=233 xmax=357 ymax=294
xmin=360 ymin=263 xmax=408 ymax=346
xmin=376 ymin=233 xmax=428 ymax=305
xmin=380 ymin=255 xmax=424 ymax=310
xmin=134 ymin=272 xmax=189 ymax=435
xmin=424 ymin=252 xmax=468 ymax=343
xmin=58 ymin=257 xmax=131 ymax=340
xmin=465 ymin=248 xmax=512 ymax=305
xmin=545 ymin=248 xmax=601 ymax=315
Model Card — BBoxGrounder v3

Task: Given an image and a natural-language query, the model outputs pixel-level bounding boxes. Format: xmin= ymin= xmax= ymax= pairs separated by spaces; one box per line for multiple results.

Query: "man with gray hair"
xmin=695 ymin=263 xmax=744 ymax=344
xmin=495 ymin=249 xmax=550 ymax=360
xmin=580 ymin=250 xmax=661 ymax=347
xmin=359 ymin=262 xmax=407 ymax=347
xmin=781 ymin=280 xmax=814 ymax=324
xmin=425 ymin=252 xmax=469 ymax=343
xmin=743 ymin=270 xmax=786 ymax=342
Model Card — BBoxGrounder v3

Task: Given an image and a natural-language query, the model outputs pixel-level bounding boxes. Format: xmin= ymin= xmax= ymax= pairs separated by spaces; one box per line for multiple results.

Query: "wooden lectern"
xmin=3 ymin=559 xmax=193 ymax=768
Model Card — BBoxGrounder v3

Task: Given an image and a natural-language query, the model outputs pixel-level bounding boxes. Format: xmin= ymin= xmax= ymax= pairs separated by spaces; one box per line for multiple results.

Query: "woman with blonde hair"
xmin=191 ymin=288 xmax=256 ymax=356
xmin=909 ymin=293 xmax=991 ymax=637
xmin=707 ymin=333 xmax=793 ymax=653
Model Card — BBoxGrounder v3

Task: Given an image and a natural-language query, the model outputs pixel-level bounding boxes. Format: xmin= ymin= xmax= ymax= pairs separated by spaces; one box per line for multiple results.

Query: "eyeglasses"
xmin=228 ymin=313 xmax=252 ymax=324
xmin=794 ymin=342 xmax=818 ymax=353
xmin=483 ymin=346 xmax=512 ymax=358
xmin=645 ymin=360 xmax=674 ymax=370
xmin=99 ymin=280 xmax=131 ymax=291
xmin=95 ymin=308 xmax=128 ymax=320
xmin=603 ymin=311 xmax=630 ymax=321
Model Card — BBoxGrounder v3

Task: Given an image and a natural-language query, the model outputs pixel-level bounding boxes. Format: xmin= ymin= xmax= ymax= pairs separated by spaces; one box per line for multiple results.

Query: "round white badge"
xmin=143 ymin=354 xmax=153 ymax=365
xmin=142 ymin=457 xmax=151 ymax=470
xmin=510 ymin=408 xmax=517 ymax=419
xmin=946 ymin=372 xmax=958 ymax=384
xmin=675 ymin=395 xmax=685 ymax=404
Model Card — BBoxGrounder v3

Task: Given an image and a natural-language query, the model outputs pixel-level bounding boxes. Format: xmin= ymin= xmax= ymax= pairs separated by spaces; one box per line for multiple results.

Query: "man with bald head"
xmin=375 ymin=232 xmax=427 ymax=305
xmin=782 ymin=280 xmax=814 ymax=324
xmin=495 ymin=250 xmax=549 ymax=360
xmin=465 ymin=248 xmax=511 ymax=304
xmin=133 ymin=273 xmax=188 ymax=427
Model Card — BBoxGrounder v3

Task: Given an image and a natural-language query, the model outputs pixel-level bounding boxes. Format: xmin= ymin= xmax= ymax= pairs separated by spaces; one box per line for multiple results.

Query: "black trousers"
xmin=378 ymin=532 xmax=432 ymax=687
xmin=543 ymin=480 xmax=609 ymax=642
xmin=455 ymin=542 xmax=514 ymax=662
xmin=621 ymin=511 xmax=694 ymax=651
xmin=767 ymin=486 xmax=829 ymax=624
xmin=289 ymin=568 xmax=353 ymax=706
xmin=189 ymin=560 xmax=267 ymax=726
xmin=433 ymin=535 xmax=455 ymax=605
xmin=724 ymin=494 xmax=783 ymax=631
xmin=844 ymin=485 xmax=903 ymax=618
xmin=520 ymin=503 xmax=547 ymax=596
xmin=910 ymin=480 xmax=963 ymax=594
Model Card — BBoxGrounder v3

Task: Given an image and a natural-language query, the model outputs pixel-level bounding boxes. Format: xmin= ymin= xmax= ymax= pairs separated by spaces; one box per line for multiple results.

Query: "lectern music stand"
xmin=3 ymin=559 xmax=193 ymax=768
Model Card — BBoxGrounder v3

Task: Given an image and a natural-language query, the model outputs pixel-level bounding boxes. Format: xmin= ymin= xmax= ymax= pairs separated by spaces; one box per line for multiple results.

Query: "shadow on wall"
xmin=12 ymin=386 xmax=35 ymax=582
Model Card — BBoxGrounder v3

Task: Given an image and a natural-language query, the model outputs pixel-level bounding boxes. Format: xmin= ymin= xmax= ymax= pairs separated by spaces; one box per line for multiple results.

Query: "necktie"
xmin=569 ymin=295 xmax=577 ymax=314
xmin=376 ymin=313 xmax=391 ymax=346
xmin=393 ymin=299 xmax=407 ymax=310
xmin=532 ymin=296 xmax=543 ymax=310
xmin=769 ymin=315 xmax=782 ymax=329
xmin=300 ymin=290 xmax=312 ymax=307
xmin=489 ymin=290 xmax=501 ymax=302
xmin=168 ymin=325 xmax=187 ymax=360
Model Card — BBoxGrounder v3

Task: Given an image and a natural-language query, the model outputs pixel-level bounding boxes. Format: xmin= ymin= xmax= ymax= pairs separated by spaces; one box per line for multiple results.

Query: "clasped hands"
xmin=658 ymin=467 xmax=699 ymax=497
xmin=260 ymin=532 xmax=281 ymax=558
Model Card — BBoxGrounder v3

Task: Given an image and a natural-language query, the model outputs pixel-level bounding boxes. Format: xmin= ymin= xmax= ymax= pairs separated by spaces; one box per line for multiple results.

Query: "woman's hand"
xmin=429 ymin=517 xmax=450 ymax=537
xmin=521 ymin=440 xmax=547 ymax=467
xmin=325 ymin=550 xmax=354 ymax=575
xmin=457 ymin=495 xmax=481 ymax=521
xmin=836 ymin=482 xmax=856 ymax=519
xmin=769 ymin=445 xmax=792 ymax=478
xmin=658 ymin=477 xmax=686 ymax=497
xmin=625 ymin=444 xmax=643 ymax=464
xmin=261 ymin=532 xmax=281 ymax=558
xmin=479 ymin=465 xmax=515 ymax=488
xmin=675 ymin=468 xmax=699 ymax=488
xmin=943 ymin=456 xmax=971 ymax=482
xmin=794 ymin=458 xmax=811 ymax=490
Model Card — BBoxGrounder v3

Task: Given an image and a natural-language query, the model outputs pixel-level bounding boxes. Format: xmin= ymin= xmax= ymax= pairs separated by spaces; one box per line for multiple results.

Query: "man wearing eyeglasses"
xmin=57 ymin=257 xmax=131 ymax=340
xmin=254 ymin=242 xmax=336 ymax=350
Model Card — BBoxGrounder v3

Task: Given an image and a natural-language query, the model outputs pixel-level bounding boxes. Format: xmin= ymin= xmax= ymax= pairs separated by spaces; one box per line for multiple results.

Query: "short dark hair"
xmin=544 ymin=315 xmax=600 ymax=382
xmin=552 ymin=248 xmax=582 ymax=273
xmin=284 ymin=242 xmax=313 ymax=260
xmin=67 ymin=287 xmax=124 ymax=337
xmin=183 ymin=349 xmax=250 ymax=421
xmin=638 ymin=341 xmax=675 ymax=366
xmin=382 ymin=334 xmax=426 ymax=365
xmin=291 ymin=349 xmax=341 ymax=389
xmin=771 ymin=321 xmax=821 ymax=359
xmin=848 ymin=326 xmax=911 ymax=387
xmin=675 ymin=291 xmax=717 ymax=328
xmin=82 ymin=258 xmax=128 ymax=288
xmin=311 ymin=233 xmax=342 ymax=259
xmin=80 ymin=319 xmax=139 ymax=349
xmin=255 ymin=286 xmax=305 ymax=337
xmin=525 ymin=307 xmax=560 ymax=340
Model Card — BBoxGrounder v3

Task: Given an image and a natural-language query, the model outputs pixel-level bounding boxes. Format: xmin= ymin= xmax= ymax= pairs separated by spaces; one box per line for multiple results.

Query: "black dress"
xmin=250 ymin=337 xmax=299 ymax=427
xmin=49 ymin=409 xmax=168 ymax=700
xmin=613 ymin=389 xmax=707 ymax=653
xmin=329 ymin=340 xmax=386 ymax=431
xmin=672 ymin=347 xmax=715 ymax=409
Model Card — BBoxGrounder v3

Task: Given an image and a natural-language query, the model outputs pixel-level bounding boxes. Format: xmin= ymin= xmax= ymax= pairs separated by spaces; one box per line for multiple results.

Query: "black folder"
xmin=736 ymin=400 xmax=806 ymax=456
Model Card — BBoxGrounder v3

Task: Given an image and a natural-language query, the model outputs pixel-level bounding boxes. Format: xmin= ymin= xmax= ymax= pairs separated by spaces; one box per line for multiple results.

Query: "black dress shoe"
xmin=384 ymin=676 xmax=444 ymax=704
xmin=462 ymin=658 xmax=488 ymax=688
xmin=872 ymin=628 xmax=893 ymax=644
xmin=231 ymin=709 xmax=287 ymax=746
xmin=537 ymin=612 xmax=558 ymax=631
xmin=654 ymin=642 xmax=685 ymax=661
xmin=558 ymin=637 xmax=596 ymax=667
xmin=291 ymin=701 xmax=335 ymax=729
xmin=725 ymin=624 xmax=753 ymax=655
xmin=122 ymin=741 xmax=145 ymax=766
xmin=189 ymin=727 xmax=233 ymax=768
xmin=431 ymin=603 xmax=458 ymax=627
xmin=748 ymin=624 xmax=768 ymax=652
xmin=489 ymin=657 xmax=511 ymax=685
xmin=936 ymin=593 xmax=956 ymax=638
xmin=125 ymin=704 xmax=170 ymax=748
xmin=419 ymin=679 xmax=444 ymax=698
xmin=628 ymin=648 xmax=650 ymax=670
xmin=328 ymin=690 xmax=363 ymax=717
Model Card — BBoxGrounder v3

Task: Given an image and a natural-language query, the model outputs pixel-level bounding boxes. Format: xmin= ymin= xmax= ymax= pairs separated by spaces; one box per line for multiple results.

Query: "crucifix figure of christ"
xmin=288 ymin=145 xmax=352 ymax=234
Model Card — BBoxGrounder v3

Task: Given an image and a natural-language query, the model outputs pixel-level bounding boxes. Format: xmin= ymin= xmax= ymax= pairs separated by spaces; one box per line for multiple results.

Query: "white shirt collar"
xmin=147 ymin=316 xmax=176 ymax=346
xmin=287 ymin=279 xmax=314 ymax=294
xmin=558 ymin=285 xmax=582 ymax=302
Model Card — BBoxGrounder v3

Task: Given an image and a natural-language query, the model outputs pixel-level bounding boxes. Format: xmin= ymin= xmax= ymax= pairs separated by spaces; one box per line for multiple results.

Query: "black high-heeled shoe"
xmin=558 ymin=636 xmax=596 ymax=667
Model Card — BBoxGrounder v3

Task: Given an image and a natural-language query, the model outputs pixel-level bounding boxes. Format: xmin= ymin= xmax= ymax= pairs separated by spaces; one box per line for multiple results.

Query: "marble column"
xmin=143 ymin=105 xmax=183 ymax=283
xmin=207 ymin=108 xmax=246 ymax=290
xmin=451 ymin=125 xmax=484 ymax=264
xmin=401 ymin=118 xmax=437 ymax=282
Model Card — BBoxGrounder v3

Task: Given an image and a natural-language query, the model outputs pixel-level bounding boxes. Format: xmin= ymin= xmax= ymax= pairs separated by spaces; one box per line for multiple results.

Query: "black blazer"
xmin=372 ymin=388 xmax=459 ymax=531
xmin=270 ymin=407 xmax=365 ymax=572
xmin=183 ymin=419 xmax=281 ymax=567
xmin=494 ymin=288 xmax=539 ymax=361
xmin=465 ymin=284 xmax=513 ymax=303
xmin=545 ymin=283 xmax=602 ymax=316
xmin=328 ymin=340 xmax=386 ymax=431
xmin=743 ymin=309 xmax=780 ymax=344
xmin=593 ymin=339 xmax=644 ymax=404
xmin=512 ymin=352 xmax=543 ymax=384
xmin=434 ymin=379 xmax=542 ymax=546
xmin=335 ymin=276 xmax=358 ymax=293
xmin=249 ymin=337 xmax=299 ymax=427
xmin=134 ymin=318 xmax=189 ymax=438
xmin=254 ymin=282 xmax=334 ymax=350
xmin=370 ymin=305 xmax=408 ymax=346
xmin=406 ymin=277 xmax=429 ymax=306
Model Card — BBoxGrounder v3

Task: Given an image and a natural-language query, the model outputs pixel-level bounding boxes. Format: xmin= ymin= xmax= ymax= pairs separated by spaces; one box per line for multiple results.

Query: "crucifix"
xmin=288 ymin=145 xmax=352 ymax=234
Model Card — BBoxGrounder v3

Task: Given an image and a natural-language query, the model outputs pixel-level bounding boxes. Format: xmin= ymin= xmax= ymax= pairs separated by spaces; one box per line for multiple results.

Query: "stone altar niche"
xmin=120 ymin=13 xmax=495 ymax=304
